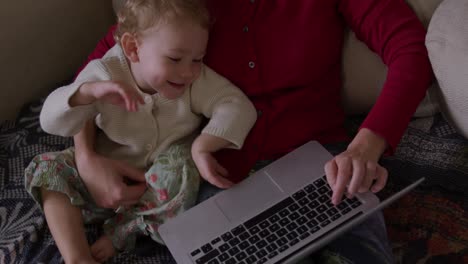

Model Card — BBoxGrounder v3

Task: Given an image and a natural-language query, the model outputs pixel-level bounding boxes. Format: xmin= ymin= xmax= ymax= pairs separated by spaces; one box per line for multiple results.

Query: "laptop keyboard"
xmin=190 ymin=176 xmax=362 ymax=264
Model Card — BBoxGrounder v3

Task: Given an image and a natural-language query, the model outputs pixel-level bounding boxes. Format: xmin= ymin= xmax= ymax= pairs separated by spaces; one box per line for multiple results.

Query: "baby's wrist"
xmin=69 ymin=83 xmax=95 ymax=107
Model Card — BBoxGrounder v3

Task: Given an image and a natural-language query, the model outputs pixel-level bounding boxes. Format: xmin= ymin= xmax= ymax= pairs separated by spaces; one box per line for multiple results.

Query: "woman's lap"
xmin=195 ymin=142 xmax=393 ymax=264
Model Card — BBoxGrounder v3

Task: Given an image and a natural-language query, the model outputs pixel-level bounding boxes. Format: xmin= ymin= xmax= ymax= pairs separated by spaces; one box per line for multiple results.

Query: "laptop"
xmin=159 ymin=141 xmax=424 ymax=264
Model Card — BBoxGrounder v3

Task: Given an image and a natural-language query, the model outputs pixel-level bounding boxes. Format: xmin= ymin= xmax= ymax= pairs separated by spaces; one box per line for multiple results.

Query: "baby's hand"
xmin=192 ymin=151 xmax=234 ymax=189
xmin=73 ymin=81 xmax=144 ymax=112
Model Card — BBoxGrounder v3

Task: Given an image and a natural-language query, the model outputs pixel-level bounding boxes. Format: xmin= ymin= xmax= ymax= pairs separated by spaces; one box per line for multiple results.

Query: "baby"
xmin=25 ymin=0 xmax=256 ymax=263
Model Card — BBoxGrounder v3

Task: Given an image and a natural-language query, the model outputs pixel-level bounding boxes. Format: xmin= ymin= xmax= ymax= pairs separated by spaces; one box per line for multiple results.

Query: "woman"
xmin=73 ymin=0 xmax=433 ymax=262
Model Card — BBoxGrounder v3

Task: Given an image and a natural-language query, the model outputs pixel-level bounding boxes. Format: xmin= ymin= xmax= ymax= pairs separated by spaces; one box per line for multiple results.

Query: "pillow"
xmin=426 ymin=0 xmax=468 ymax=139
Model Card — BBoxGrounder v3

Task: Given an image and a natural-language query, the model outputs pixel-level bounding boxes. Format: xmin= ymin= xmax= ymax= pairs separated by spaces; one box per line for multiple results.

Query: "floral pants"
xmin=24 ymin=139 xmax=200 ymax=251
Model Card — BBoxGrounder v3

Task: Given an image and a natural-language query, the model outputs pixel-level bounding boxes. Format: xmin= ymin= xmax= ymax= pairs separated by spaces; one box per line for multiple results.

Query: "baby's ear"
xmin=120 ymin=33 xmax=139 ymax=63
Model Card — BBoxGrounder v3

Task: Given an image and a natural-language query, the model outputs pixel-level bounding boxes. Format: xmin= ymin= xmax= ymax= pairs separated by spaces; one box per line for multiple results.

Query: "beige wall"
xmin=0 ymin=0 xmax=115 ymax=121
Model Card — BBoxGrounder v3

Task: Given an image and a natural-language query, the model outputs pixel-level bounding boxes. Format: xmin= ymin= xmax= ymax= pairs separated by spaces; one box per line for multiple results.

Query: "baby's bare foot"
xmin=90 ymin=235 xmax=116 ymax=263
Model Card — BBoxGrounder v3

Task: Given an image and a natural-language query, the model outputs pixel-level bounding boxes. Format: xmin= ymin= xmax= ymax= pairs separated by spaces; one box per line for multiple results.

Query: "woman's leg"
xmin=41 ymin=189 xmax=98 ymax=264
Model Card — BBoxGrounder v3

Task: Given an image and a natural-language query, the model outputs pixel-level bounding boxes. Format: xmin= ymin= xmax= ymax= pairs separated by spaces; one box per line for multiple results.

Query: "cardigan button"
xmin=248 ymin=61 xmax=255 ymax=69
xmin=144 ymin=96 xmax=152 ymax=104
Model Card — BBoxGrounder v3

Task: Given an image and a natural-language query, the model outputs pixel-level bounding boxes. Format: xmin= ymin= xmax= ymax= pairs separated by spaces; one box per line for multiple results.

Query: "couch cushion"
xmin=426 ymin=0 xmax=468 ymax=139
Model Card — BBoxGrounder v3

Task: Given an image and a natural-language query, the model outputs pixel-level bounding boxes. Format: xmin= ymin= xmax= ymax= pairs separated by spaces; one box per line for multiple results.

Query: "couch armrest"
xmin=0 ymin=0 xmax=115 ymax=121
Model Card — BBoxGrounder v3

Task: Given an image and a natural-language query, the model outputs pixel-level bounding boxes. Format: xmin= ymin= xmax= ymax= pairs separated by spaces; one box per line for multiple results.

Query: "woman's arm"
xmin=72 ymin=25 xmax=146 ymax=209
xmin=74 ymin=119 xmax=147 ymax=208
xmin=327 ymin=0 xmax=433 ymax=204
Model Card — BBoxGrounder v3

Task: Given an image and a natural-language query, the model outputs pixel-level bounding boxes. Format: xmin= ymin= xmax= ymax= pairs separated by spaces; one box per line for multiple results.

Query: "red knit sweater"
xmin=79 ymin=0 xmax=433 ymax=183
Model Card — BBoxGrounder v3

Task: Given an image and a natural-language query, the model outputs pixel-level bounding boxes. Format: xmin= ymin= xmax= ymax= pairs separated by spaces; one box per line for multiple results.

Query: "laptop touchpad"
xmin=214 ymin=172 xmax=283 ymax=223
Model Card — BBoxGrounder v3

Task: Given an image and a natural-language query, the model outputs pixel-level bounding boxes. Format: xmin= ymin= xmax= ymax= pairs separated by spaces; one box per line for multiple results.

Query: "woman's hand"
xmin=75 ymin=151 xmax=147 ymax=209
xmin=325 ymin=128 xmax=388 ymax=205
xmin=70 ymin=81 xmax=144 ymax=112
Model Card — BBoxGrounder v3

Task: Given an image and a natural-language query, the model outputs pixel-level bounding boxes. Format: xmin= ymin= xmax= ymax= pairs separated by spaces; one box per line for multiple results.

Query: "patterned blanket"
xmin=0 ymin=99 xmax=467 ymax=263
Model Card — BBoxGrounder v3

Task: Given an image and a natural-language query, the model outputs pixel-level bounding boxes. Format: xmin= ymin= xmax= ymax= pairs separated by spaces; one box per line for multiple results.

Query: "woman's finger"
xmin=371 ymin=166 xmax=388 ymax=193
xmin=358 ymin=161 xmax=376 ymax=193
xmin=332 ymin=156 xmax=352 ymax=205
xmin=325 ymin=159 xmax=338 ymax=190
xmin=348 ymin=159 xmax=365 ymax=196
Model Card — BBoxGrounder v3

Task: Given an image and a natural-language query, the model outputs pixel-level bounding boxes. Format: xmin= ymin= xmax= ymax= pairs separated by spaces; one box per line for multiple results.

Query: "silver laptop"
xmin=159 ymin=140 xmax=424 ymax=264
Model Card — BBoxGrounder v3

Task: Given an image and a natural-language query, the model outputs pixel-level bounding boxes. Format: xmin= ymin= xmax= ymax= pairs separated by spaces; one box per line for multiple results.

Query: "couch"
xmin=0 ymin=0 xmax=466 ymax=263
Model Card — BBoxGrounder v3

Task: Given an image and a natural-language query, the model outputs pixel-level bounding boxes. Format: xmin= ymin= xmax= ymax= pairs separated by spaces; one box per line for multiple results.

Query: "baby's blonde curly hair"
xmin=114 ymin=0 xmax=210 ymax=43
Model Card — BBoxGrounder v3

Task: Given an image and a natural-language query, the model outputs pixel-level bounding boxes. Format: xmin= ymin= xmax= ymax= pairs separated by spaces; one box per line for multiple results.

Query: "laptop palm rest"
xmin=214 ymin=171 xmax=283 ymax=223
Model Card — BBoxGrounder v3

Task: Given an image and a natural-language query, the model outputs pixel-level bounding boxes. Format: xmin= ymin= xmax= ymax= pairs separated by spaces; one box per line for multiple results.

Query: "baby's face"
xmin=133 ymin=19 xmax=208 ymax=99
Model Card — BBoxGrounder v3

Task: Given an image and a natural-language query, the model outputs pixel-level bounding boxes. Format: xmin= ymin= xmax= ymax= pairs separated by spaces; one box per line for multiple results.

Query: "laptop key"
xmin=288 ymin=203 xmax=300 ymax=212
xmin=278 ymin=245 xmax=290 ymax=252
xmin=235 ymin=251 xmax=247 ymax=261
xmin=276 ymin=227 xmax=288 ymax=237
xmin=317 ymin=213 xmax=328 ymax=222
xmin=244 ymin=197 xmax=294 ymax=229
xmin=297 ymin=226 xmax=308 ymax=234
xmin=266 ymin=234 xmax=279 ymax=243
xmin=289 ymin=238 xmax=300 ymax=246
xmin=277 ymin=237 xmax=288 ymax=247
xmin=256 ymin=240 xmax=267 ymax=249
xmin=269 ymin=214 xmax=280 ymax=223
xmin=239 ymin=231 xmax=251 ymax=240
xmin=232 ymin=225 xmax=246 ymax=236
xmin=298 ymin=197 xmax=310 ymax=206
xmin=299 ymin=231 xmax=310 ymax=240
xmin=219 ymin=243 xmax=230 ymax=252
xmin=288 ymin=212 xmax=300 ymax=221
xmin=266 ymin=243 xmax=278 ymax=252
xmin=286 ymin=231 xmax=298 ymax=240
xmin=228 ymin=237 xmax=240 ymax=247
xmin=246 ymin=245 xmax=257 ymax=254
xmin=248 ymin=234 xmax=260 ymax=244
xmin=259 ymin=220 xmax=270 ymax=229
xmin=279 ymin=218 xmax=291 ymax=226
xmin=256 ymin=249 xmax=268 ymax=258
xmin=201 ymin=244 xmax=213 ymax=253
xmin=279 ymin=209 xmax=290 ymax=217
xmin=267 ymin=251 xmax=278 ymax=259
xmin=268 ymin=223 xmax=280 ymax=232
xmin=246 ymin=255 xmax=257 ymax=264
xmin=259 ymin=229 xmax=270 ymax=238
xmin=313 ymin=178 xmax=326 ymax=188
xmin=239 ymin=241 xmax=250 ymax=250
xmin=221 ymin=232 xmax=233 ymax=242
xmin=331 ymin=213 xmax=342 ymax=221
xmin=249 ymin=226 xmax=261 ymax=234
xmin=297 ymin=216 xmax=308 ymax=225
xmin=191 ymin=249 xmax=201 ymax=257
xmin=304 ymin=183 xmax=316 ymax=193
xmin=225 ymin=258 xmax=236 ymax=264
xmin=292 ymin=190 xmax=306 ymax=200
xmin=320 ymin=220 xmax=331 ymax=227
xmin=195 ymin=249 xmax=220 ymax=264
xmin=299 ymin=206 xmax=311 ymax=215
xmin=286 ymin=222 xmax=298 ymax=231
xmin=218 ymin=253 xmax=229 ymax=261
xmin=207 ymin=259 xmax=219 ymax=264
xmin=228 ymin=246 xmax=240 ymax=256
xmin=258 ymin=258 xmax=268 ymax=264
xmin=211 ymin=237 xmax=221 ymax=245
